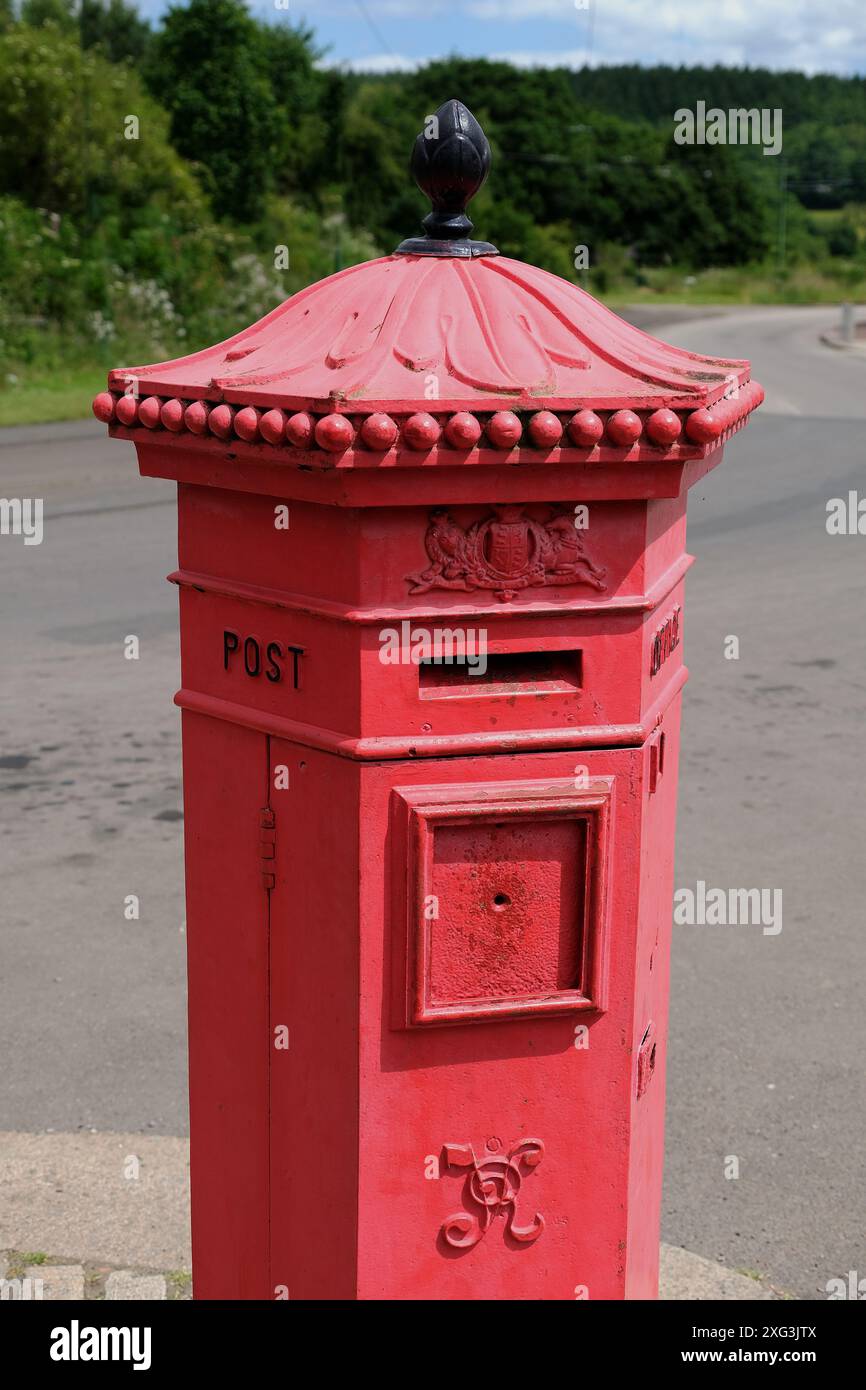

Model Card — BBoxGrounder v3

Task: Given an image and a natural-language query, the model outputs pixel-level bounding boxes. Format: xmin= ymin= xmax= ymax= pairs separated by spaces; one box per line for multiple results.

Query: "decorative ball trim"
xmin=315 ymin=413 xmax=355 ymax=451
xmin=645 ymin=407 xmax=682 ymax=445
xmin=402 ymin=411 xmax=441 ymax=450
xmin=606 ymin=409 xmax=643 ymax=447
xmin=94 ymin=382 xmax=763 ymax=455
xmin=160 ymin=397 xmax=185 ymax=432
xmin=361 ymin=412 xmax=399 ymax=450
xmin=208 ymin=403 xmax=234 ymax=439
xmin=184 ymin=400 xmax=209 ymax=434
xmin=233 ymin=405 xmax=260 ymax=443
xmin=286 ymin=410 xmax=314 ymax=448
xmin=92 ymin=391 xmax=115 ymax=424
xmin=486 ymin=411 xmax=522 ymax=448
xmin=260 ymin=407 xmax=286 ymax=445
xmin=567 ymin=409 xmax=604 ymax=447
xmin=444 ymin=411 xmax=482 ymax=449
xmin=115 ymin=393 xmax=138 ymax=427
xmin=527 ymin=410 xmax=563 ymax=447
xmin=138 ymin=395 xmax=162 ymax=429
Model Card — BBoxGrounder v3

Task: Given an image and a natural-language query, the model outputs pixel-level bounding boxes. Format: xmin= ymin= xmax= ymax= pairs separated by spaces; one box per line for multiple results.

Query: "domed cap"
xmin=94 ymin=100 xmax=762 ymax=460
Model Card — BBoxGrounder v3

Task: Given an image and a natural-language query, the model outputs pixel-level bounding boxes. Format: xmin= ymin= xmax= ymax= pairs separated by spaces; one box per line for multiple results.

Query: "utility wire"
xmin=352 ymin=0 xmax=394 ymax=55
xmin=582 ymin=0 xmax=597 ymax=70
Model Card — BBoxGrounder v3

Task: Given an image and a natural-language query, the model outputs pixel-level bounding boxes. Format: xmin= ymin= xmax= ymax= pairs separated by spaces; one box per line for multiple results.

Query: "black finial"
xmin=395 ymin=99 xmax=499 ymax=259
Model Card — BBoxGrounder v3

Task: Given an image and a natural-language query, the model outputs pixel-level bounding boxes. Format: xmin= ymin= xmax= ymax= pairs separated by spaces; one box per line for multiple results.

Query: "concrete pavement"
xmin=0 ymin=1129 xmax=782 ymax=1300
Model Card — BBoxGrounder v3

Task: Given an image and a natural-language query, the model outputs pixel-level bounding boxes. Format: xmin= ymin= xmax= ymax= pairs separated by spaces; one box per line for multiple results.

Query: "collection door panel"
xmin=181 ymin=711 xmax=271 ymax=1299
xmin=360 ymin=746 xmax=644 ymax=1301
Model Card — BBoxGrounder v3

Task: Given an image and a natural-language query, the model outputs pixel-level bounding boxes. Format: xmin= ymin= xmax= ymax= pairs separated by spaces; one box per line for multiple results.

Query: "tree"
xmin=256 ymin=18 xmax=338 ymax=202
xmin=17 ymin=0 xmax=151 ymax=61
xmin=341 ymin=79 xmax=420 ymax=250
xmin=0 ymin=24 xmax=205 ymax=227
xmin=80 ymin=0 xmax=151 ymax=65
xmin=146 ymin=0 xmax=281 ymax=222
xmin=18 ymin=0 xmax=76 ymax=28
xmin=655 ymin=138 xmax=770 ymax=267
xmin=827 ymin=221 xmax=858 ymax=258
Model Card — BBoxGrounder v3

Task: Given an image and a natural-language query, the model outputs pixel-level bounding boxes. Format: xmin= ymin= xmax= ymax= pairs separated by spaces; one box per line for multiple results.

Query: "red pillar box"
xmin=93 ymin=101 xmax=762 ymax=1301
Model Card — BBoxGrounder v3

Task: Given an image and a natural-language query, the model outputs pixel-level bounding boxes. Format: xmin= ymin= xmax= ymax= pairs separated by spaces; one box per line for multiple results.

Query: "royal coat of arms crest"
xmin=406 ymin=505 xmax=607 ymax=602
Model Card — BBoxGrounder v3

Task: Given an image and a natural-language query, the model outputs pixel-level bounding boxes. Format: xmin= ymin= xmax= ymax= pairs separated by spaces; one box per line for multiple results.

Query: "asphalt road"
xmin=1 ymin=306 xmax=864 ymax=1300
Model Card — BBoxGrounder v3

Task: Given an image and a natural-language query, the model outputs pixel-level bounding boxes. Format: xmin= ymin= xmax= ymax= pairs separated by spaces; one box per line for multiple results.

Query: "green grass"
xmin=810 ymin=205 xmax=866 ymax=233
xmin=605 ymin=262 xmax=866 ymax=308
xmin=4 ymin=1250 xmax=48 ymax=1276
xmin=0 ymin=364 xmax=107 ymax=428
xmin=165 ymin=1269 xmax=193 ymax=1300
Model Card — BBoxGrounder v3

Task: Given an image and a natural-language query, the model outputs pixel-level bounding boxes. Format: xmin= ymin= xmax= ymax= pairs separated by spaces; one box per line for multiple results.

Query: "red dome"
xmin=107 ymin=252 xmax=751 ymax=416
xmin=97 ymin=98 xmax=762 ymax=460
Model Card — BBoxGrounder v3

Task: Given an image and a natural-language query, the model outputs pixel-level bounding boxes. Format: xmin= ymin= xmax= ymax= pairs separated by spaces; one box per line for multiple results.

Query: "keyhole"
xmin=492 ymin=892 xmax=511 ymax=911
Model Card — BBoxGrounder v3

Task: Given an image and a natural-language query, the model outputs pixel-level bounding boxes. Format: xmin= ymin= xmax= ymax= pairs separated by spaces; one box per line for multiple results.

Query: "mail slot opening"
xmin=419 ymin=648 xmax=582 ymax=698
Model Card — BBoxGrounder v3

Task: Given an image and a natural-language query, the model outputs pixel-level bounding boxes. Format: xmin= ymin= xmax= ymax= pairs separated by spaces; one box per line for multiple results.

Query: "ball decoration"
xmin=685 ymin=408 xmax=723 ymax=444
xmin=184 ymin=401 xmax=209 ymax=434
xmin=259 ymin=409 xmax=286 ymax=445
xmin=444 ymin=412 xmax=482 ymax=450
xmin=115 ymin=394 xmax=139 ymax=427
xmin=527 ymin=410 xmax=563 ymax=448
xmin=360 ymin=413 xmax=398 ymax=450
xmin=315 ymin=413 xmax=355 ymax=452
xmin=606 ymin=409 xmax=643 ymax=447
xmin=233 ymin=406 xmax=260 ymax=442
xmin=402 ymin=412 xmax=441 ymax=450
xmin=160 ymin=398 xmax=185 ymax=432
xmin=208 ymin=404 xmax=234 ymax=439
xmin=93 ymin=381 xmax=759 ymax=461
xmin=567 ymin=409 xmax=604 ymax=448
xmin=138 ymin=396 xmax=163 ymax=429
xmin=286 ymin=412 xmax=315 ymax=448
xmin=91 ymin=392 xmax=115 ymax=424
xmin=485 ymin=411 xmax=522 ymax=448
xmin=645 ymin=408 xmax=682 ymax=446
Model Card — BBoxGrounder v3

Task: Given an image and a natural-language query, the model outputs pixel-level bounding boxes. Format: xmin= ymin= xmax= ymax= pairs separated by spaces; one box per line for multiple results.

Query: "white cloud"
xmin=153 ymin=0 xmax=866 ymax=77
xmin=488 ymin=49 xmax=599 ymax=67
xmin=469 ymin=1 xmax=594 ymax=14
xmin=331 ymin=47 xmax=601 ymax=73
xmin=378 ymin=0 xmax=866 ymax=76
xmin=289 ymin=0 xmax=448 ymax=13
xmin=329 ymin=52 xmax=422 ymax=73
xmin=465 ymin=0 xmax=866 ymax=75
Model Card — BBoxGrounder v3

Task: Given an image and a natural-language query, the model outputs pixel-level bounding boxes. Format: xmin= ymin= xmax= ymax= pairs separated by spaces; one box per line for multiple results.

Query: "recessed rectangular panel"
xmin=392 ymin=777 xmax=613 ymax=1027
xmin=428 ymin=817 xmax=586 ymax=1004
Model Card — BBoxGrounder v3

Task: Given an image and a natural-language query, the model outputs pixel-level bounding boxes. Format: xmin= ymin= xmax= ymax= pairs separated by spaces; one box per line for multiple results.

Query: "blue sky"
xmin=139 ymin=1 xmax=866 ymax=76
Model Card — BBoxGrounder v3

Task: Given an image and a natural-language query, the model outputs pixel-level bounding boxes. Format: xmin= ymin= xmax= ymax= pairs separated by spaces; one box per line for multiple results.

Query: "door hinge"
xmin=259 ymin=807 xmax=276 ymax=890
xmin=649 ymin=729 xmax=666 ymax=794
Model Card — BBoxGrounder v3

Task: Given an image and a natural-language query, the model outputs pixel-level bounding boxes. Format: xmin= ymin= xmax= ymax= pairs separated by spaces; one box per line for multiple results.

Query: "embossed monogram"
xmin=407 ymin=506 xmax=606 ymax=601
xmin=440 ymin=1138 xmax=545 ymax=1249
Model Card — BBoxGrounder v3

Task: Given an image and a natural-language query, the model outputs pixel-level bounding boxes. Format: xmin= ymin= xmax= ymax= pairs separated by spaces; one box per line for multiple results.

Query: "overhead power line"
xmin=352 ymin=0 xmax=394 ymax=55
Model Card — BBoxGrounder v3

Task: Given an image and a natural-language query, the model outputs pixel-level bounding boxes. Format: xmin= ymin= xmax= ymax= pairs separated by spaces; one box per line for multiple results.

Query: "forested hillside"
xmin=1 ymin=0 xmax=864 ymax=421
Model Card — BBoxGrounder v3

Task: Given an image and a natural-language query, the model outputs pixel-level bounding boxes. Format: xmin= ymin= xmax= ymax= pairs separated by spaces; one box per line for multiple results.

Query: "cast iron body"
xmin=93 ymin=102 xmax=762 ymax=1300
